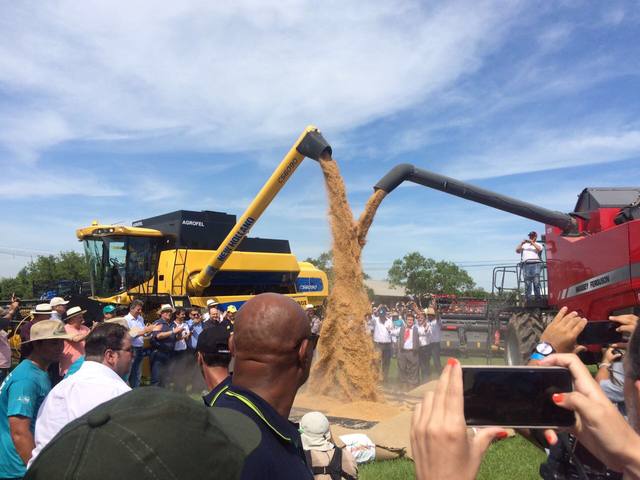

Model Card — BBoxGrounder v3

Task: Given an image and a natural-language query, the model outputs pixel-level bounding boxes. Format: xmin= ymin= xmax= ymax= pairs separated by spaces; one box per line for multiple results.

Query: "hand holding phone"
xmin=539 ymin=354 xmax=640 ymax=475
xmin=411 ymin=359 xmax=507 ymax=480
xmin=462 ymin=366 xmax=574 ymax=428
xmin=576 ymin=321 xmax=625 ymax=345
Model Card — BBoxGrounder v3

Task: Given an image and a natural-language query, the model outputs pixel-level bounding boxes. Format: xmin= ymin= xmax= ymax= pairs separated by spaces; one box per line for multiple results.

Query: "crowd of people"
xmin=1 ymin=292 xmax=640 ymax=479
xmin=369 ymin=300 xmax=442 ymax=389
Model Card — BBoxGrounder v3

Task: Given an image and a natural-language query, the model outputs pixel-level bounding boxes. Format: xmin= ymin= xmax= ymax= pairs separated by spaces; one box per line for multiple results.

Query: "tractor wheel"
xmin=504 ymin=310 xmax=549 ymax=365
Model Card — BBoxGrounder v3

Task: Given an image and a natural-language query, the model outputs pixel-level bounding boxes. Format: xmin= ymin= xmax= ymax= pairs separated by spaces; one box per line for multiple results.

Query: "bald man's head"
xmin=234 ymin=293 xmax=310 ymax=359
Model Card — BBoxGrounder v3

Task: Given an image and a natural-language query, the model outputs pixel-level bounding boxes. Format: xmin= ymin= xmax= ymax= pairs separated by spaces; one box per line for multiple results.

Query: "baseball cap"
xmin=50 ymin=297 xmax=69 ymax=307
xmin=24 ymin=388 xmax=261 ymax=480
xmin=226 ymin=305 xmax=237 ymax=313
xmin=528 ymin=231 xmax=537 ymax=237
xmin=305 ymin=304 xmax=314 ymax=310
xmin=30 ymin=303 xmax=52 ymax=316
xmin=103 ymin=305 xmax=116 ymax=314
xmin=196 ymin=326 xmax=231 ymax=355
xmin=22 ymin=319 xmax=72 ymax=343
xmin=424 ymin=307 xmax=436 ymax=316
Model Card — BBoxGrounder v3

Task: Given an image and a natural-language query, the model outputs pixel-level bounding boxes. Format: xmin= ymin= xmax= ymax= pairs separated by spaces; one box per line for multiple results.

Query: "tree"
xmin=0 ymin=251 xmax=89 ymax=299
xmin=387 ymin=252 xmax=475 ymax=297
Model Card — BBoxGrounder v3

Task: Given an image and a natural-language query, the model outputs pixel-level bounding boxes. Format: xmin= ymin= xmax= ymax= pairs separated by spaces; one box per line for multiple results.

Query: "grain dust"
xmin=307 ymin=156 xmax=387 ymax=401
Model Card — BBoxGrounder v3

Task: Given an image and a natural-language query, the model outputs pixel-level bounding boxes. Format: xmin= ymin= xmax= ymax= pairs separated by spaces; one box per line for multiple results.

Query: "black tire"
xmin=504 ymin=309 xmax=549 ymax=365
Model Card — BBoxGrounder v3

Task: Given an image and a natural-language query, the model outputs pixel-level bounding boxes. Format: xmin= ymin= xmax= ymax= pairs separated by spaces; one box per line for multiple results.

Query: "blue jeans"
xmin=150 ymin=350 xmax=172 ymax=387
xmin=129 ymin=347 xmax=145 ymax=388
xmin=523 ymin=262 xmax=542 ymax=300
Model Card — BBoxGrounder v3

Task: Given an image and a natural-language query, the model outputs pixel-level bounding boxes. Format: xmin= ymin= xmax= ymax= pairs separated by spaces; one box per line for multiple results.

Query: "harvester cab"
xmin=75 ymin=126 xmax=331 ymax=319
xmin=374 ymin=163 xmax=640 ymax=364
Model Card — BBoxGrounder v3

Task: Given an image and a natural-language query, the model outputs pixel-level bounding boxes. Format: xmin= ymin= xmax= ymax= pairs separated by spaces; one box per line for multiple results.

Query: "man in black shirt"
xmin=205 ymin=293 xmax=318 ymax=479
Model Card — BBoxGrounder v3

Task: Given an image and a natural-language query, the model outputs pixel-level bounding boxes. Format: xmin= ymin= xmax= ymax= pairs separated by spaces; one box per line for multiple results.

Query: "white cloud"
xmin=0 ymin=0 xmax=523 ymax=164
xmin=443 ymin=128 xmax=640 ymax=180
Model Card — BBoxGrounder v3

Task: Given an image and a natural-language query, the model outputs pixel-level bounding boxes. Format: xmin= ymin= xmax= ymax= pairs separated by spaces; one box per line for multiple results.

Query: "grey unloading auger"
xmin=373 ymin=163 xmax=577 ymax=234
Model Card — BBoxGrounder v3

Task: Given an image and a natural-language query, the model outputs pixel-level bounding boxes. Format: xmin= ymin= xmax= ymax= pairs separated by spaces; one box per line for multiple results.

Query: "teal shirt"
xmin=0 ymin=360 xmax=51 ymax=478
xmin=65 ymin=356 xmax=85 ymax=378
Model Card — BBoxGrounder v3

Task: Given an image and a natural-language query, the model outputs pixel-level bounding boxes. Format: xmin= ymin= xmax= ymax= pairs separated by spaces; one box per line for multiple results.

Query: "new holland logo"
xmin=182 ymin=220 xmax=205 ymax=227
xmin=217 ymin=217 xmax=256 ymax=262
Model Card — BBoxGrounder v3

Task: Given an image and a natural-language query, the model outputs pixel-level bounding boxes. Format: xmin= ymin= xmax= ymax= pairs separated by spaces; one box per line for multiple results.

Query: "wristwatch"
xmin=530 ymin=342 xmax=555 ymax=361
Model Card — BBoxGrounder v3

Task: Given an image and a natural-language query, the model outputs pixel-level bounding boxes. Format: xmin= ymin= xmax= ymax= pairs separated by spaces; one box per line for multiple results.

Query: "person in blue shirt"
xmin=0 ymin=319 xmax=70 ymax=479
xmin=205 ymin=293 xmax=318 ymax=480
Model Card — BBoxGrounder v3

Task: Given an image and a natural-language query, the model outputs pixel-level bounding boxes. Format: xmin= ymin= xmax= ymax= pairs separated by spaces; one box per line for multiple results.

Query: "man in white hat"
xmin=29 ymin=322 xmax=133 ymax=467
xmin=150 ymin=304 xmax=183 ymax=387
xmin=299 ymin=411 xmax=358 ymax=480
xmin=19 ymin=304 xmax=53 ymax=361
xmin=0 ymin=320 xmax=70 ymax=478
xmin=59 ymin=306 xmax=91 ymax=376
xmin=202 ymin=299 xmax=219 ymax=322
xmin=49 ymin=297 xmax=69 ymax=322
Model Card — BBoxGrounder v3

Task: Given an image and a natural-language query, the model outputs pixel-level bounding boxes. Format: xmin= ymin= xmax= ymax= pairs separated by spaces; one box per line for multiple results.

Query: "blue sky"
xmin=1 ymin=0 xmax=639 ymax=290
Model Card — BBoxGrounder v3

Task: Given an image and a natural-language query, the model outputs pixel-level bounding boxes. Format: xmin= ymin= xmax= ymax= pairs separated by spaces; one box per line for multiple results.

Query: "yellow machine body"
xmin=75 ymin=126 xmax=331 ymax=315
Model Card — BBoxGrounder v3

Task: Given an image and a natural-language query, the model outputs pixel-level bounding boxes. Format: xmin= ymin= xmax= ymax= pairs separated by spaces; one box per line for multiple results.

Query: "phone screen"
xmin=463 ymin=366 xmax=575 ymax=428
xmin=577 ymin=321 xmax=624 ymax=345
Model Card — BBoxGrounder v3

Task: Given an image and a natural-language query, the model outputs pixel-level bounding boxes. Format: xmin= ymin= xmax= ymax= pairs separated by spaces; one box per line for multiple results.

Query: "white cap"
xmin=300 ymin=411 xmax=333 ymax=452
xmin=305 ymin=304 xmax=315 ymax=310
xmin=50 ymin=297 xmax=69 ymax=307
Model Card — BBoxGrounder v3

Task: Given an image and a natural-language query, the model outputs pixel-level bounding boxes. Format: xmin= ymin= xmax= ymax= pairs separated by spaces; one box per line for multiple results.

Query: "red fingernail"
xmin=447 ymin=357 xmax=458 ymax=367
xmin=552 ymin=393 xmax=564 ymax=403
xmin=544 ymin=431 xmax=555 ymax=445
xmin=496 ymin=431 xmax=508 ymax=439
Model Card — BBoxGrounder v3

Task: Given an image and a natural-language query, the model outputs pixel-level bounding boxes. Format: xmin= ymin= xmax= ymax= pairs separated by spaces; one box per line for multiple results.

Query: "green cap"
xmin=25 ymin=387 xmax=261 ymax=480
xmin=102 ymin=305 xmax=116 ymax=314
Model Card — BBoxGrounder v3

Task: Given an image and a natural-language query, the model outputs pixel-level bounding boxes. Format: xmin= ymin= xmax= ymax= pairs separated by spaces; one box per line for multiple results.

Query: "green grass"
xmin=365 ymin=355 xmax=547 ymax=479
xmin=360 ymin=434 xmax=546 ymax=480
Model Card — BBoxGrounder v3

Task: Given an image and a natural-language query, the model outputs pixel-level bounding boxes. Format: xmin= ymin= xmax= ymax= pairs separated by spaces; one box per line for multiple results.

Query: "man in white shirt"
xmin=372 ymin=312 xmax=393 ymax=381
xmin=516 ymin=231 xmax=544 ymax=301
xmin=29 ymin=322 xmax=133 ymax=466
xmin=124 ymin=299 xmax=153 ymax=388
xmin=49 ymin=297 xmax=68 ymax=321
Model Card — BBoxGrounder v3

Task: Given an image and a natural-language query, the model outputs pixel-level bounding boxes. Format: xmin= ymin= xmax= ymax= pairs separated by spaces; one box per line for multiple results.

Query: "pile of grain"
xmin=307 ymin=155 xmax=387 ymax=401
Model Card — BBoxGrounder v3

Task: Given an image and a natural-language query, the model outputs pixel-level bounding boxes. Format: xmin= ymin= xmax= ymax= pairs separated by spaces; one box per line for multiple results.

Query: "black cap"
xmin=528 ymin=231 xmax=537 ymax=237
xmin=25 ymin=388 xmax=260 ymax=480
xmin=197 ymin=324 xmax=231 ymax=355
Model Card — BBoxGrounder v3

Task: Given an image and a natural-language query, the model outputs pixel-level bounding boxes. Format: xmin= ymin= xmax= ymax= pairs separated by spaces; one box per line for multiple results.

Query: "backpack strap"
xmin=306 ymin=448 xmax=357 ymax=480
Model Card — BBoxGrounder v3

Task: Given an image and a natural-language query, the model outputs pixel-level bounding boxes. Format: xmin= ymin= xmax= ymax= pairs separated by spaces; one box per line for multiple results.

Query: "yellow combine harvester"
xmin=75 ymin=126 xmax=330 ymax=317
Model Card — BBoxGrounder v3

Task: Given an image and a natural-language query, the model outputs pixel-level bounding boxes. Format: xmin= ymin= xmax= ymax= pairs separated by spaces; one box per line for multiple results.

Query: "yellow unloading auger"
xmin=187 ymin=125 xmax=331 ymax=294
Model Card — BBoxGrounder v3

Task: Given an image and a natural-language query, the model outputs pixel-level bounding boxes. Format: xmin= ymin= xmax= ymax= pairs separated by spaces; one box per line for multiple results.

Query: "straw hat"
xmin=22 ymin=319 xmax=71 ymax=343
xmin=65 ymin=306 xmax=87 ymax=320
xmin=424 ymin=307 xmax=436 ymax=316
xmin=158 ymin=304 xmax=175 ymax=314
xmin=30 ymin=303 xmax=52 ymax=316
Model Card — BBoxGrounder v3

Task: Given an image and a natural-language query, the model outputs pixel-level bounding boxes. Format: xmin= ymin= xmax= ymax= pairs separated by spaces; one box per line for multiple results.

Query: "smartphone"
xmin=577 ymin=321 xmax=625 ymax=345
xmin=462 ymin=366 xmax=575 ymax=428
